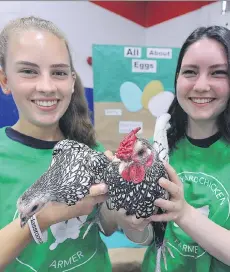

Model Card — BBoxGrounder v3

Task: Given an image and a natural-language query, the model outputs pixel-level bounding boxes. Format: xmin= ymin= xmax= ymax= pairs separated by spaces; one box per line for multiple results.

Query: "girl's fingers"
xmin=154 ymin=198 xmax=177 ymax=212
xmin=89 ymin=183 xmax=108 ymax=196
xmin=91 ymin=194 xmax=109 ymax=205
xmin=164 ymin=162 xmax=182 ymax=186
xmin=159 ymin=178 xmax=183 ymax=200
xmin=150 ymin=212 xmax=177 ymax=222
xmin=104 ymin=150 xmax=114 ymax=160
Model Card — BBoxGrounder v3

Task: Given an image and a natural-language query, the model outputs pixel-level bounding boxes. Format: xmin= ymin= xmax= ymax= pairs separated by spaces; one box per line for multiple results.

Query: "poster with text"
xmin=93 ymin=45 xmax=180 ymax=151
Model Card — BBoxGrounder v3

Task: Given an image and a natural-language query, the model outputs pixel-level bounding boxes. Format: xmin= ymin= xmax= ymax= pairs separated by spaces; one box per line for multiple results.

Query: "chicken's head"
xmin=115 ymin=127 xmax=154 ymax=184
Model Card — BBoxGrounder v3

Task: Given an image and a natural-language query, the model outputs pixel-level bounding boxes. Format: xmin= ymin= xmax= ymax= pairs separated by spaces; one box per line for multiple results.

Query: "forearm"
xmin=99 ymin=202 xmax=118 ymax=236
xmin=123 ymin=224 xmax=154 ymax=246
xmin=99 ymin=203 xmax=154 ymax=245
xmin=0 ymin=214 xmax=48 ymax=270
xmin=0 ymin=218 xmax=32 ymax=270
xmin=177 ymin=203 xmax=230 ymax=265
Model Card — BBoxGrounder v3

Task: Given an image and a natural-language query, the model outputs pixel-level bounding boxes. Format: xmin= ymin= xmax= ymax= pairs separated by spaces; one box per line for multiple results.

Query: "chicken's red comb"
xmin=115 ymin=127 xmax=141 ymax=160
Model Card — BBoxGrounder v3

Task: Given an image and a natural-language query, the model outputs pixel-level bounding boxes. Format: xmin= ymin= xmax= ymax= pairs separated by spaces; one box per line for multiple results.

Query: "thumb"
xmin=104 ymin=150 xmax=114 ymax=160
xmin=89 ymin=183 xmax=108 ymax=196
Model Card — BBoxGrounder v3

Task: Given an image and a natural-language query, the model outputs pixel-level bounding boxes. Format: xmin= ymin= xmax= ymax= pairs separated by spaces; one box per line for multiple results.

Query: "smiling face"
xmin=176 ymin=38 xmax=230 ymax=126
xmin=0 ymin=30 xmax=75 ymax=131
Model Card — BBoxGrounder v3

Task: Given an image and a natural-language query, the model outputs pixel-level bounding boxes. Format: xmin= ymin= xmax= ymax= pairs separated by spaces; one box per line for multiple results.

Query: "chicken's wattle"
xmin=121 ymin=164 xmax=145 ymax=183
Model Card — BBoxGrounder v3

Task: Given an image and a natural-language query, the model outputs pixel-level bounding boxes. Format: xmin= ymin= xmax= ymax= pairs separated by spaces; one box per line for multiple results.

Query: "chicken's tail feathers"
xmin=153 ymin=113 xmax=171 ymax=164
xmin=152 ymin=216 xmax=175 ymax=272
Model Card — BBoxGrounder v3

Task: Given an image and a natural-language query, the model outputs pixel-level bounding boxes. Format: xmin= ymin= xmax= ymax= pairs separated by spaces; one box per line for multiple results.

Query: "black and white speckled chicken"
xmin=104 ymin=113 xmax=172 ymax=272
xmin=17 ymin=140 xmax=111 ymax=228
xmin=17 ymin=113 xmax=172 ymax=271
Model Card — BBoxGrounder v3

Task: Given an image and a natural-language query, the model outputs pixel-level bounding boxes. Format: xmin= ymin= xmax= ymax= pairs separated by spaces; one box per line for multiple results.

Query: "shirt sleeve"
xmin=94 ymin=142 xmax=106 ymax=152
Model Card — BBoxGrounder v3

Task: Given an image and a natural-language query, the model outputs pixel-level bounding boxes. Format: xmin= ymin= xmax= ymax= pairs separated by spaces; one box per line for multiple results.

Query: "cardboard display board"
xmin=93 ymin=45 xmax=180 ymax=151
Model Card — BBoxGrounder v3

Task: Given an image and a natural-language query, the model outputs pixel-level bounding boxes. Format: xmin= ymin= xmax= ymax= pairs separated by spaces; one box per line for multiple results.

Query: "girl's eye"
xmin=212 ymin=70 xmax=228 ymax=77
xmin=20 ymin=69 xmax=37 ymax=75
xmin=53 ymin=71 xmax=68 ymax=77
xmin=182 ymin=70 xmax=197 ymax=75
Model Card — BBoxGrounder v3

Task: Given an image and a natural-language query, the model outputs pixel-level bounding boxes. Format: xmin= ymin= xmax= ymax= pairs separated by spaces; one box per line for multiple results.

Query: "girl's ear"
xmin=71 ymin=72 xmax=76 ymax=94
xmin=0 ymin=70 xmax=11 ymax=95
xmin=71 ymin=81 xmax=75 ymax=94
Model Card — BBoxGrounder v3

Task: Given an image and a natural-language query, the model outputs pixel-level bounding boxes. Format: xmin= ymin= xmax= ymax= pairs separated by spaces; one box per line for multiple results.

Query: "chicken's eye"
xmin=30 ymin=205 xmax=38 ymax=213
xmin=137 ymin=149 xmax=145 ymax=156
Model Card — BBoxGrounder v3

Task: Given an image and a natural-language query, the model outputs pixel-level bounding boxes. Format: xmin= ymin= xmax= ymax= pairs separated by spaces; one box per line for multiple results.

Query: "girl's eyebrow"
xmin=181 ymin=64 xmax=228 ymax=69
xmin=15 ymin=61 xmax=39 ymax=67
xmin=209 ymin=64 xmax=227 ymax=69
xmin=15 ymin=61 xmax=70 ymax=68
xmin=50 ymin=63 xmax=70 ymax=68
xmin=181 ymin=65 xmax=198 ymax=69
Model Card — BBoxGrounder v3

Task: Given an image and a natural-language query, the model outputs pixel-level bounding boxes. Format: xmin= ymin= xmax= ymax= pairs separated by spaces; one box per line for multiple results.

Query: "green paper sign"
xmin=93 ymin=45 xmax=180 ymax=105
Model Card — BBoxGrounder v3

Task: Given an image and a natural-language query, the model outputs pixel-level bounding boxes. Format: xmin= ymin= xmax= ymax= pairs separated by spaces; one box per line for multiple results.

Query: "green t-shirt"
xmin=142 ymin=137 xmax=230 ymax=271
xmin=0 ymin=127 xmax=111 ymax=272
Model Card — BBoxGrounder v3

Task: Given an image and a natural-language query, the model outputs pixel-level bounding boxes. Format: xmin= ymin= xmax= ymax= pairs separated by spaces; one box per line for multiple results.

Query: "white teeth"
xmin=34 ymin=100 xmax=58 ymax=107
xmin=191 ymin=98 xmax=214 ymax=104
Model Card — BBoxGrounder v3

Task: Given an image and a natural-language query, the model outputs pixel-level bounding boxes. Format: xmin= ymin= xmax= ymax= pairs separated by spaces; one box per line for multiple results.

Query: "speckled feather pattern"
xmin=19 ymin=140 xmax=110 ymax=209
xmin=18 ymin=136 xmax=169 ymax=249
xmin=105 ymin=159 xmax=168 ymax=219
xmin=18 ymin=139 xmax=169 ymax=218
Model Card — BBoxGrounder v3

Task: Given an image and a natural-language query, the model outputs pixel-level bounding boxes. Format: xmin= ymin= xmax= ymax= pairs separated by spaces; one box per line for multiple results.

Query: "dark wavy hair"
xmin=167 ymin=25 xmax=230 ymax=152
xmin=0 ymin=16 xmax=96 ymax=147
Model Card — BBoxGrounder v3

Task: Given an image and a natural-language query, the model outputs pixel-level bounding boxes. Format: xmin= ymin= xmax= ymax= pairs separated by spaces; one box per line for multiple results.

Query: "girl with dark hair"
xmin=112 ymin=25 xmax=230 ymax=271
xmin=168 ymin=25 xmax=230 ymax=152
xmin=0 ymin=16 xmax=111 ymax=271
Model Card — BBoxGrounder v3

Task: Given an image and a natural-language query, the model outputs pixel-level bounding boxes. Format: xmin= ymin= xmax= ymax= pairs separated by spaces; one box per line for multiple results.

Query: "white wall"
xmin=145 ymin=8 xmax=206 ymax=47
xmin=205 ymin=1 xmax=230 ymax=27
xmin=0 ymin=1 xmax=145 ymax=88
xmin=145 ymin=1 xmax=230 ymax=48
